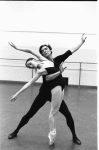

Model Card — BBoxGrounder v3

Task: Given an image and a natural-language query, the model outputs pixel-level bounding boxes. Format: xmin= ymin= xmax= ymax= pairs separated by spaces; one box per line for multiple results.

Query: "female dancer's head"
xmin=25 ymin=58 xmax=40 ymax=69
xmin=39 ymin=44 xmax=52 ymax=57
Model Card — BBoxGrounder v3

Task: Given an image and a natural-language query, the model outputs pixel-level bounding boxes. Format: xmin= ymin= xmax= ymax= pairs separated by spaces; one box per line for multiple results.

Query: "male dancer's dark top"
xmin=40 ymin=50 xmax=72 ymax=92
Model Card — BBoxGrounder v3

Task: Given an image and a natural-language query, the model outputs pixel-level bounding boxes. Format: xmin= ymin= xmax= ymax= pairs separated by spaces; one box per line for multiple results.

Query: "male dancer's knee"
xmin=21 ymin=112 xmax=33 ymax=125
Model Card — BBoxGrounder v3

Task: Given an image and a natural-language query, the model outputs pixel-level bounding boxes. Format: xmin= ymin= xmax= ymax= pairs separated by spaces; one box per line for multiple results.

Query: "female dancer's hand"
xmin=8 ymin=42 xmax=18 ymax=50
xmin=81 ymin=33 xmax=87 ymax=43
xmin=11 ymin=94 xmax=18 ymax=102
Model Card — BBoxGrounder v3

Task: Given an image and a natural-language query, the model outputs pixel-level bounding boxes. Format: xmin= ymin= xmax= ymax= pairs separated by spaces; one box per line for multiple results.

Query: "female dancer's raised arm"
xmin=8 ymin=42 xmax=46 ymax=61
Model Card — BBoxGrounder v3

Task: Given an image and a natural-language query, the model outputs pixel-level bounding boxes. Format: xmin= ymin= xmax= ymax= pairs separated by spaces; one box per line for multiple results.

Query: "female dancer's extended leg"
xmin=48 ymin=86 xmax=63 ymax=145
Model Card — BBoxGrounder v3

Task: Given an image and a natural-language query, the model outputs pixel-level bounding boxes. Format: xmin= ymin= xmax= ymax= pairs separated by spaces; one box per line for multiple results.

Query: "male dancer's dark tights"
xmin=13 ymin=90 xmax=77 ymax=138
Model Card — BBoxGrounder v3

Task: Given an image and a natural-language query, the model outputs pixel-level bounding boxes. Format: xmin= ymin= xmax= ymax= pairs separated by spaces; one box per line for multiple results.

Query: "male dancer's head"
xmin=39 ymin=44 xmax=53 ymax=61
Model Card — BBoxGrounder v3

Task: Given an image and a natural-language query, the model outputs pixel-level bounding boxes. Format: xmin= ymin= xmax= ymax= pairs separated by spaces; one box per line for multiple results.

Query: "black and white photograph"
xmin=0 ymin=1 xmax=97 ymax=150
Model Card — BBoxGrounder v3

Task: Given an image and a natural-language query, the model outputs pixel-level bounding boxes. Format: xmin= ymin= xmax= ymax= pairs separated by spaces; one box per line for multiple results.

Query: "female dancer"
xmin=8 ymin=34 xmax=86 ymax=145
xmin=9 ymin=42 xmax=66 ymax=145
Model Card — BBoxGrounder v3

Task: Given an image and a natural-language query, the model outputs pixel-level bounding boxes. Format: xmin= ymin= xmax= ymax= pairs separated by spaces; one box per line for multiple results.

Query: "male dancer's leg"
xmin=8 ymin=91 xmax=51 ymax=139
xmin=59 ymin=100 xmax=81 ymax=145
xmin=8 ymin=89 xmax=81 ymax=144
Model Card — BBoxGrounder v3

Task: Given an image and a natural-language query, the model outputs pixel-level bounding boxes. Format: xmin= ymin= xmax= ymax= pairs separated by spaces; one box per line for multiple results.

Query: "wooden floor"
xmin=0 ymin=82 xmax=97 ymax=150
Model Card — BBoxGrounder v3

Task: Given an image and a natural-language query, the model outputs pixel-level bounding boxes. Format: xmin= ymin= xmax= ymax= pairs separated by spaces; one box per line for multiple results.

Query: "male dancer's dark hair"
xmin=39 ymin=44 xmax=52 ymax=55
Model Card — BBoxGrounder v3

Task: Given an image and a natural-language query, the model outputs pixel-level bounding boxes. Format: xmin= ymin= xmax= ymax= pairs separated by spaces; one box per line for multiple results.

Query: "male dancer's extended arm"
xmin=54 ymin=33 xmax=87 ymax=66
xmin=70 ymin=33 xmax=87 ymax=54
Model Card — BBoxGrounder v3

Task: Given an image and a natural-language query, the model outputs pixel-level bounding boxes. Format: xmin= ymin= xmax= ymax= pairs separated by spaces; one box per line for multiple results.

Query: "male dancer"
xmin=8 ymin=34 xmax=87 ymax=145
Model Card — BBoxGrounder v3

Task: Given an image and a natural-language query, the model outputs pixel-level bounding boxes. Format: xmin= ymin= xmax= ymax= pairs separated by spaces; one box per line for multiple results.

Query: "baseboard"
xmin=0 ymin=80 xmax=97 ymax=89
xmin=68 ymin=84 xmax=97 ymax=89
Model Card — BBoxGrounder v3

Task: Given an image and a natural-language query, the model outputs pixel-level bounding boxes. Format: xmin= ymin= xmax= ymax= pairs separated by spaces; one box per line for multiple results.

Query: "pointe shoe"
xmin=8 ymin=132 xmax=17 ymax=139
xmin=48 ymin=131 xmax=56 ymax=146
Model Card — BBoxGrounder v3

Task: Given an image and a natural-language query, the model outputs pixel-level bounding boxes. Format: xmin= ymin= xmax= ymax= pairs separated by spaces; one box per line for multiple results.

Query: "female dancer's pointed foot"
xmin=8 ymin=131 xmax=17 ymax=139
xmin=48 ymin=131 xmax=56 ymax=146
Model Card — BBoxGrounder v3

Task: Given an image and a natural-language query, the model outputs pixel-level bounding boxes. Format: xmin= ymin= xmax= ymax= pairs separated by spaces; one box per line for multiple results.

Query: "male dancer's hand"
xmin=59 ymin=62 xmax=67 ymax=74
xmin=81 ymin=33 xmax=87 ymax=43
xmin=8 ymin=42 xmax=18 ymax=50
